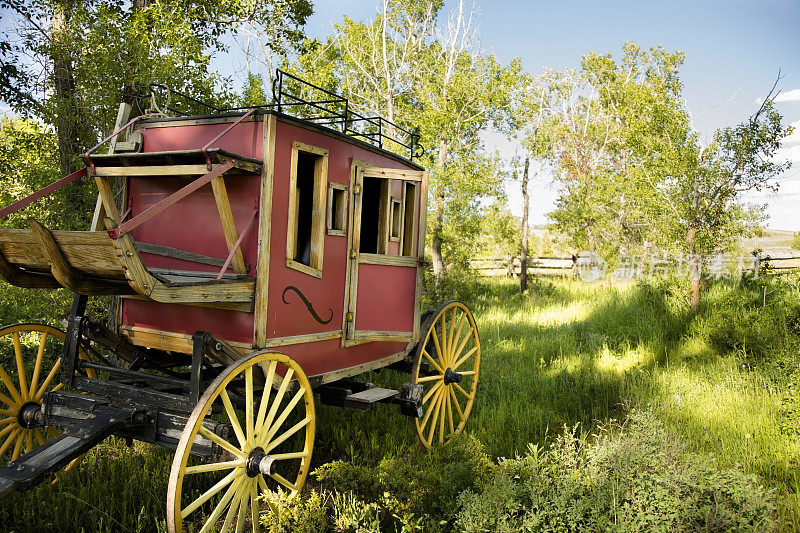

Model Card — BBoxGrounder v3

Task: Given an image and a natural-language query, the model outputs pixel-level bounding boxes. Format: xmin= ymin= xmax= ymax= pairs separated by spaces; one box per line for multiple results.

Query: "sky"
xmin=287 ymin=0 xmax=800 ymax=231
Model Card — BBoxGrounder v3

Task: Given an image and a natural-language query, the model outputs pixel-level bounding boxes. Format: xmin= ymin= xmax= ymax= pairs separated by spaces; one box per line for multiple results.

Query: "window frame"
xmin=327 ymin=182 xmax=348 ymax=237
xmin=389 ymin=196 xmax=403 ymax=242
xmin=286 ymin=141 xmax=328 ymax=278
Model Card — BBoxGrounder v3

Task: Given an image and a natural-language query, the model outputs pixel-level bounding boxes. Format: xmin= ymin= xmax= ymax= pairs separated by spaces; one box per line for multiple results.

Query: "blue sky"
xmin=291 ymin=0 xmax=800 ymax=231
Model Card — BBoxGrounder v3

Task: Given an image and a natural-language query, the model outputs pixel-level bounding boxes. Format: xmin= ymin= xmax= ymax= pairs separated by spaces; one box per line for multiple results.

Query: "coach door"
xmin=342 ymin=160 xmax=427 ymax=347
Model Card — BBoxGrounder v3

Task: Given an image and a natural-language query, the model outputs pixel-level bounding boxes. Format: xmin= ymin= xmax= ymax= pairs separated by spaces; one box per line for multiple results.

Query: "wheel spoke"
xmin=11 ymin=430 xmax=24 ymax=460
xmin=220 ymin=389 xmax=246 ymax=449
xmin=181 ymin=467 xmax=243 ymax=518
xmin=0 ymin=427 xmax=19 ymax=455
xmin=264 ymin=416 xmax=311 ymax=455
xmin=34 ymin=428 xmax=45 ymax=446
xmin=236 ymin=480 xmax=250 ymax=533
xmin=259 ymin=368 xmax=294 ymax=439
xmin=199 ymin=423 xmax=245 ymax=458
xmin=221 ymin=481 xmax=245 ymax=533
xmin=446 ymin=386 xmax=455 ymax=434
xmin=0 ymin=423 xmax=15 ymax=439
xmin=257 ymin=474 xmax=268 ymax=493
xmin=449 ymin=386 xmax=465 ymax=422
xmin=0 ymin=409 xmax=15 ymax=416
xmin=29 ymin=331 xmax=48 ymax=397
xmin=431 ymin=319 xmax=446 ymax=367
xmin=199 ymin=477 xmax=244 ymax=533
xmin=416 ymin=374 xmax=441 ymax=384
xmin=0 ymin=365 xmax=22 ymax=406
xmin=0 ymin=391 xmax=15 ymax=408
xmin=451 ymin=345 xmax=477 ymax=372
xmin=451 ymin=326 xmax=474 ymax=367
xmin=270 ymin=471 xmax=298 ymax=492
xmin=446 ymin=308 xmax=457 ymax=364
xmin=250 ymin=480 xmax=259 ymax=533
xmin=421 ymin=350 xmax=443 ymax=374
xmin=453 ymin=382 xmax=471 ymax=399
xmin=0 ymin=417 xmax=13 ymax=426
xmin=254 ymin=361 xmax=277 ymax=442
xmin=438 ymin=386 xmax=447 ymax=443
xmin=184 ymin=458 xmax=246 ymax=475
xmin=259 ymin=388 xmax=305 ymax=448
xmin=245 ymin=366 xmax=254 ymax=444
xmin=12 ymin=332 xmax=28 ymax=401
xmin=25 ymin=430 xmax=33 ymax=453
xmin=418 ymin=387 xmax=440 ymax=433
xmin=459 ymin=370 xmax=476 ymax=376
xmin=450 ymin=310 xmax=466 ymax=362
xmin=35 ymin=359 xmax=61 ymax=400
xmin=422 ymin=380 xmax=442 ymax=407
xmin=269 ymin=450 xmax=309 ymax=461
xmin=426 ymin=388 xmax=444 ymax=446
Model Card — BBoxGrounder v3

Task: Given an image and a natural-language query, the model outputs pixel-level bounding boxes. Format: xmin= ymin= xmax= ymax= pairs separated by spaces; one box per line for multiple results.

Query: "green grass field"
xmin=1 ymin=274 xmax=799 ymax=531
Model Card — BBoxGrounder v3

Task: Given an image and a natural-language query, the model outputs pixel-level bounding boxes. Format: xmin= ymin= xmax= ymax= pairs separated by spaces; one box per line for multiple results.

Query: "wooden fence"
xmin=468 ymin=254 xmax=800 ymax=278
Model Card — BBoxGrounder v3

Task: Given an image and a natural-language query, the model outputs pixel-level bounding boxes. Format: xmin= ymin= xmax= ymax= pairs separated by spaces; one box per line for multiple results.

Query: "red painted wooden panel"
xmin=141 ymin=121 xmax=262 ymax=159
xmin=354 ymin=264 xmax=415 ymax=332
xmin=123 ymin=299 xmax=255 ymax=344
xmin=273 ymin=337 xmax=409 ymax=377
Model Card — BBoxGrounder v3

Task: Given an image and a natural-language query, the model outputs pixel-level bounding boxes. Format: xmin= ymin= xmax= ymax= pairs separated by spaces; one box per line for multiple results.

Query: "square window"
xmin=327 ymin=183 xmax=348 ymax=236
xmin=389 ymin=197 xmax=403 ymax=241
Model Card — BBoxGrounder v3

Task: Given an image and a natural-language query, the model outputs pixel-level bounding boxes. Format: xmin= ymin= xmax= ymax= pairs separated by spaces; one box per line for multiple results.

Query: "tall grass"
xmin=0 ymin=274 xmax=798 ymax=530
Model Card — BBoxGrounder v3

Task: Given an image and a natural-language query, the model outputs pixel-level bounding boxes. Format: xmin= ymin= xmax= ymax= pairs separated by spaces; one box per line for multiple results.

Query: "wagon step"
xmin=343 ymin=387 xmax=399 ymax=411
xmin=0 ymin=400 xmax=144 ymax=499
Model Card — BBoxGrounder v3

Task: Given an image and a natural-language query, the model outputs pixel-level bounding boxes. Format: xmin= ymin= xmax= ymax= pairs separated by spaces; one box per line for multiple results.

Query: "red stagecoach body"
xmin=116 ymin=113 xmax=426 ymax=380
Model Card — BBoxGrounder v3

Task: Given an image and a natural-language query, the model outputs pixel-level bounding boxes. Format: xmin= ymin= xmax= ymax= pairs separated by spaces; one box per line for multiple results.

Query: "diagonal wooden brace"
xmin=107 ymin=159 xmax=235 ymax=239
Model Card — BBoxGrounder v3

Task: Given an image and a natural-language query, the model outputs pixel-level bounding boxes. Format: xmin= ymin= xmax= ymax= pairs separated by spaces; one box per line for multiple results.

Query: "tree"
xmin=0 ymin=0 xmax=312 ymax=163
xmin=671 ymin=82 xmax=792 ymax=310
xmin=1 ymin=0 xmax=312 ymax=227
xmin=289 ymin=0 xmax=521 ymax=283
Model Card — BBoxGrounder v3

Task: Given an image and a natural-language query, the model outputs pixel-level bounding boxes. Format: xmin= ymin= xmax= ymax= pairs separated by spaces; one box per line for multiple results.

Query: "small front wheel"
xmin=411 ymin=301 xmax=481 ymax=448
xmin=167 ymin=351 xmax=315 ymax=533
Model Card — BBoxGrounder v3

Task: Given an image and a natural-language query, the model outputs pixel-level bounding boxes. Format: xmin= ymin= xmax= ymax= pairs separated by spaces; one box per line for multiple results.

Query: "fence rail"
xmin=469 ymin=254 xmax=800 ymax=278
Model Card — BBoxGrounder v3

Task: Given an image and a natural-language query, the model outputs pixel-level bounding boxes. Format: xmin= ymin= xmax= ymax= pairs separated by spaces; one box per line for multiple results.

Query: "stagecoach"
xmin=0 ymin=71 xmax=481 ymax=531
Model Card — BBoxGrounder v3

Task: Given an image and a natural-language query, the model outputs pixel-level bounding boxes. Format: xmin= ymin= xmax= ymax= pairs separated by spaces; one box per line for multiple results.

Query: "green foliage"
xmin=456 ymin=410 xmax=777 ymax=532
xmin=792 ymin=232 xmax=800 ymax=250
xmin=239 ymin=72 xmax=269 ymax=107
xmin=0 ymin=116 xmax=91 ymax=230
xmin=261 ymin=489 xmax=331 ymax=533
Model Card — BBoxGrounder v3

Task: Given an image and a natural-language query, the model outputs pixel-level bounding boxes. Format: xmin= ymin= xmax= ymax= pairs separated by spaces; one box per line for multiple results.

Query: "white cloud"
xmin=775 ymin=144 xmax=800 ymax=165
xmin=784 ymin=119 xmax=800 ymax=145
xmin=775 ymin=88 xmax=800 ymax=103
xmin=754 ymin=88 xmax=800 ymax=105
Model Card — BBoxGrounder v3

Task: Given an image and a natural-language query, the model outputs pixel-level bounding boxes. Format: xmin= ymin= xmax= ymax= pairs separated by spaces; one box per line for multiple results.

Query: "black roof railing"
xmin=141 ymin=70 xmax=423 ymax=162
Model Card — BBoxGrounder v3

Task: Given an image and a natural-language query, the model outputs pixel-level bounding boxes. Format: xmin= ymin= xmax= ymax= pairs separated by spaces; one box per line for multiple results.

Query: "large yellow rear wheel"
xmin=411 ymin=301 xmax=481 ymax=449
xmin=0 ymin=323 xmax=93 ymax=474
xmin=167 ymin=351 xmax=315 ymax=533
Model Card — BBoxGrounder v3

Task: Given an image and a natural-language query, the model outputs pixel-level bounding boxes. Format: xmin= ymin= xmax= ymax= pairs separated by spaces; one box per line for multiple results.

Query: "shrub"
xmin=455 ymin=410 xmax=778 ymax=532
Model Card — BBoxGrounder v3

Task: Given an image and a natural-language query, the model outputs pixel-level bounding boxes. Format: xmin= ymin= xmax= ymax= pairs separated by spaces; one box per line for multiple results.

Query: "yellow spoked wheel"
xmin=0 ymin=323 xmax=93 ymax=472
xmin=167 ymin=351 xmax=315 ymax=533
xmin=411 ymin=301 xmax=481 ymax=449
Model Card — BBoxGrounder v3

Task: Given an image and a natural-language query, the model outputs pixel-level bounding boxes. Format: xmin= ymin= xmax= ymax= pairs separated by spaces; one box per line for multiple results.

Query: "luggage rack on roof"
xmin=143 ymin=69 xmax=424 ymax=162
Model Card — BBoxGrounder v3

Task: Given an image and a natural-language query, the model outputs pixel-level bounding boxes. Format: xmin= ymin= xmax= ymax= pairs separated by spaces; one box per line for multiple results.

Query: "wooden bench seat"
xmin=0 ymin=223 xmax=255 ymax=311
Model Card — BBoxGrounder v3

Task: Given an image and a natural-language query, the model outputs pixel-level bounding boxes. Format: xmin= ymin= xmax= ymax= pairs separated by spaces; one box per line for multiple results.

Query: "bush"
xmin=260 ymin=410 xmax=777 ymax=532
xmin=456 ymin=410 xmax=778 ymax=532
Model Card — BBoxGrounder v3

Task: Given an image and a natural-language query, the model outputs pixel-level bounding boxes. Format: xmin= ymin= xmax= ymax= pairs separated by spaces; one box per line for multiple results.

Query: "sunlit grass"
xmin=1 ymin=275 xmax=799 ymax=529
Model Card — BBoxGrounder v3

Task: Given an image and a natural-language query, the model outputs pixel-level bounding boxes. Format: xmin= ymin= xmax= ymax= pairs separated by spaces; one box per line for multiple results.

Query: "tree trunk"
xmin=51 ymin=8 xmax=91 ymax=175
xmin=430 ymin=139 xmax=448 ymax=283
xmin=50 ymin=6 xmax=95 ymax=228
xmin=585 ymin=222 xmax=596 ymax=252
xmin=688 ymin=174 xmax=701 ymax=312
xmin=520 ymin=156 xmax=530 ymax=292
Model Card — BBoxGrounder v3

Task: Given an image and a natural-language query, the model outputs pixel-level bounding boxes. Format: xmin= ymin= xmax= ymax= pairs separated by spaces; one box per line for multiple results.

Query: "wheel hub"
xmin=443 ymin=367 xmax=462 ymax=385
xmin=245 ymin=446 xmax=276 ymax=478
xmin=17 ymin=401 xmax=42 ymax=429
